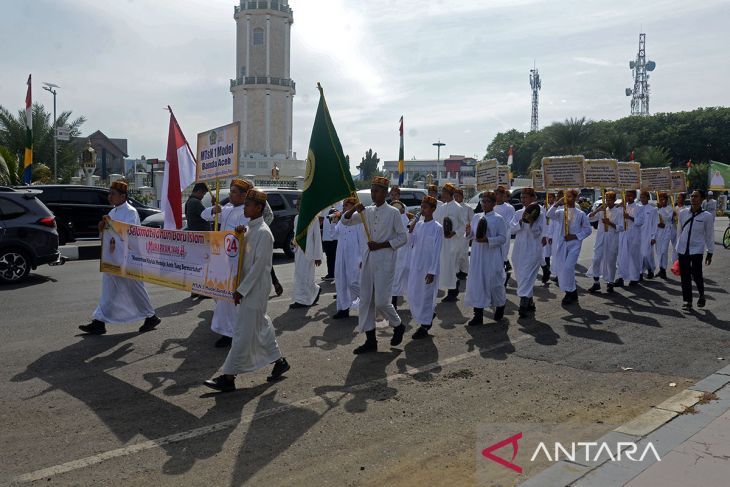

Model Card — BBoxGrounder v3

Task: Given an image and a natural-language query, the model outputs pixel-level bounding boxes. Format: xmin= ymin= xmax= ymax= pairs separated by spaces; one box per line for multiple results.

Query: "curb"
xmin=520 ymin=365 xmax=730 ymax=487
xmin=59 ymin=245 xmax=100 ymax=261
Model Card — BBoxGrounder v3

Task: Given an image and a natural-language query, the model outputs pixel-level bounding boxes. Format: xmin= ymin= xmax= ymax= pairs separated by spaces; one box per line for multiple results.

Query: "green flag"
xmin=295 ymin=84 xmax=356 ymax=251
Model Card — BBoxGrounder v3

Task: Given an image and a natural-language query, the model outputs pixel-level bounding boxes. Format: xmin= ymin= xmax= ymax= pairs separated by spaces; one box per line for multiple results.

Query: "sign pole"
xmin=214 ymin=179 xmax=220 ymax=231
xmin=602 ymin=187 xmax=608 ymax=231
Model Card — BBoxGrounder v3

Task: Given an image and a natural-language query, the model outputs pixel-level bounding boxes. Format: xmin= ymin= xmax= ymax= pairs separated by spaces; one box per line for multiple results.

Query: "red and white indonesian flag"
xmin=507 ymin=145 xmax=514 ymax=166
xmin=162 ymin=109 xmax=196 ymax=230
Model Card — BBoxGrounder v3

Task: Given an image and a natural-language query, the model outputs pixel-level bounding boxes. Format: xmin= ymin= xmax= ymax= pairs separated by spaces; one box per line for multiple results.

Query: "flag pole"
xmin=352 ymin=192 xmax=373 ymax=242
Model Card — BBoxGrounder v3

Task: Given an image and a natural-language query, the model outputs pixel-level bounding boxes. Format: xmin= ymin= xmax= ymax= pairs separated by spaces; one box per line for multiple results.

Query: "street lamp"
xmin=433 ymin=140 xmax=445 ymax=183
xmin=42 ymin=82 xmax=60 ymax=182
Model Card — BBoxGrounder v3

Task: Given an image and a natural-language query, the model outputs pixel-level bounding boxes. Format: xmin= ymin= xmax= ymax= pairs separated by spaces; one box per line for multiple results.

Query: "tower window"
xmin=253 ymin=28 xmax=264 ymax=46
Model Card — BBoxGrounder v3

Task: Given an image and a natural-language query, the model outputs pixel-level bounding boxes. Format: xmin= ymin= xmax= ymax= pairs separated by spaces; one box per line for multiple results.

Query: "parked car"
xmin=25 ymin=185 xmax=160 ymax=244
xmin=0 ymin=187 xmax=61 ymax=284
xmin=466 ymin=187 xmax=547 ymax=212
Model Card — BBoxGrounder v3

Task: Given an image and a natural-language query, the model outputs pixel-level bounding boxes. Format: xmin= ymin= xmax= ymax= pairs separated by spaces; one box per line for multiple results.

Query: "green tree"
xmin=541 ymin=117 xmax=594 ymax=156
xmin=687 ymin=163 xmax=709 ymax=192
xmin=0 ymin=145 xmax=20 ymax=185
xmin=357 ymin=148 xmax=380 ymax=181
xmin=0 ymin=102 xmax=85 ymax=183
xmin=636 ymin=146 xmax=672 ymax=168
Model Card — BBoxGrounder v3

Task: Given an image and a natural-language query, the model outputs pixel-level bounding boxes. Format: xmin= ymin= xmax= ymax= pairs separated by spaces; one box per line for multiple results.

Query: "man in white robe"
xmin=540 ymin=192 xmax=556 ymax=284
xmin=290 ymin=210 xmax=323 ymax=308
xmin=586 ymin=191 xmax=624 ymax=293
xmin=639 ymin=190 xmax=659 ymax=279
xmin=655 ymin=192 xmax=674 ymax=279
xmin=464 ymin=191 xmax=508 ymax=325
xmin=509 ymin=188 xmax=546 ymax=317
xmin=428 ymin=184 xmax=445 ymax=207
xmin=616 ymin=190 xmax=645 ymax=287
xmin=434 ymin=183 xmax=469 ymax=302
xmin=546 ymin=189 xmax=592 ymax=305
xmin=332 ymin=197 xmax=366 ymax=319
xmin=390 ymin=200 xmax=411 ymax=309
xmin=204 ymin=189 xmax=290 ymax=392
xmin=454 ymin=188 xmax=474 ymax=279
xmin=342 ymin=176 xmax=408 ymax=354
xmin=494 ymin=185 xmax=516 ymax=286
xmin=200 ymin=179 xmax=250 ymax=347
xmin=80 ymin=180 xmax=160 ymax=335
xmin=672 ymin=192 xmax=686 ymax=263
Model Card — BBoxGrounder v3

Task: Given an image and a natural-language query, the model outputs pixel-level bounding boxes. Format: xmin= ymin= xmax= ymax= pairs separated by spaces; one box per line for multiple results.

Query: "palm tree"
xmin=541 ymin=117 xmax=594 ymax=156
xmin=601 ymin=130 xmax=636 ymax=161
xmin=636 ymin=146 xmax=671 ymax=168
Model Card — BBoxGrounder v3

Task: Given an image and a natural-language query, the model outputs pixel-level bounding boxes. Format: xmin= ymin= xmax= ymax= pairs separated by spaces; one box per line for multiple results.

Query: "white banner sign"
xmin=196 ymin=121 xmax=240 ymax=182
xmin=584 ymin=159 xmax=619 ymax=188
xmin=476 ymin=159 xmax=498 ymax=191
xmin=542 ymin=155 xmax=586 ymax=189
xmin=640 ymin=167 xmax=672 ymax=191
xmin=617 ymin=162 xmax=641 ymax=190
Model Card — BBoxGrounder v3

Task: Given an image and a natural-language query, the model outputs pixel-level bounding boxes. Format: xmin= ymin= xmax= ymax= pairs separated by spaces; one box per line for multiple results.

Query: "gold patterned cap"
xmin=422 ymin=195 xmax=438 ymax=208
xmin=657 ymin=191 xmax=668 ymax=198
xmin=372 ymin=176 xmax=390 ymax=189
xmin=522 ymin=187 xmax=536 ymax=196
xmin=442 ymin=182 xmax=458 ymax=194
xmin=110 ymin=180 xmax=128 ymax=193
xmin=231 ymin=178 xmax=253 ymax=191
xmin=427 ymin=184 xmax=438 ymax=192
xmin=246 ymin=189 xmax=267 ymax=202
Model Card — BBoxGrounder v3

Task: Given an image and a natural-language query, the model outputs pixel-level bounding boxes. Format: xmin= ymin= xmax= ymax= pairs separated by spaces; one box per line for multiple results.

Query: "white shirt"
xmin=677 ymin=208 xmax=714 ymax=255
xmin=343 ymin=202 xmax=407 ymax=250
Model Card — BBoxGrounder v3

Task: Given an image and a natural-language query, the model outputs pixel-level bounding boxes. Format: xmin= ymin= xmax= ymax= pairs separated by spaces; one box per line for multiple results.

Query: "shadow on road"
xmin=465 ymin=321 xmax=515 ymax=360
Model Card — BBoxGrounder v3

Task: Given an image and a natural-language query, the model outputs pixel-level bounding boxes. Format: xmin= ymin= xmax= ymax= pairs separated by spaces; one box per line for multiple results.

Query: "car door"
xmin=61 ymin=188 xmax=111 ymax=238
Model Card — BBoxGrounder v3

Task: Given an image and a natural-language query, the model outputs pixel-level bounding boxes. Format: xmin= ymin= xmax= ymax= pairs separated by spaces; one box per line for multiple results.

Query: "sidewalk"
xmin=521 ymin=366 xmax=730 ymax=486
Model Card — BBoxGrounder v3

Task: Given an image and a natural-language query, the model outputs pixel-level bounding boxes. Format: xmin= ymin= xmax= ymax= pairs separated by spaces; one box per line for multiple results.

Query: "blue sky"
xmin=1 ymin=0 xmax=728 ymax=166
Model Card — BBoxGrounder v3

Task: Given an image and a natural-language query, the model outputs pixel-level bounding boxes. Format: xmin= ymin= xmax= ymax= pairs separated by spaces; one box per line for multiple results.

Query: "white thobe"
xmin=541 ymin=205 xmax=553 ymax=260
xmin=640 ymin=203 xmax=659 ymax=273
xmin=392 ymin=213 xmax=411 ymax=297
xmin=458 ymin=203 xmax=474 ymax=274
xmin=93 ymin=201 xmax=155 ymax=323
xmin=494 ymin=202 xmax=516 ymax=263
xmin=343 ymin=203 xmax=408 ymax=333
xmin=586 ymin=206 xmax=624 ymax=283
xmin=202 ymin=203 xmax=249 ymax=337
xmin=464 ymin=212 xmax=507 ymax=309
xmin=291 ymin=214 xmax=323 ymax=305
xmin=510 ymin=209 xmax=546 ymax=298
xmin=656 ymin=206 xmax=674 ymax=270
xmin=434 ymin=200 xmax=469 ymax=290
xmin=546 ymin=205 xmax=592 ymax=292
xmin=406 ymin=220 xmax=443 ymax=325
xmin=618 ymin=202 xmax=645 ymax=282
xmin=334 ymin=220 xmax=366 ymax=311
xmin=221 ymin=217 xmax=282 ymax=374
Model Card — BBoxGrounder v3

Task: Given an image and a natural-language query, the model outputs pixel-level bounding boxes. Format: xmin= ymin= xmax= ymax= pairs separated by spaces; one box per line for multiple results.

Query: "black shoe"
xmin=682 ymin=302 xmax=693 ymax=312
xmin=273 ymin=281 xmax=284 ymax=297
xmin=468 ymin=308 xmax=484 ymax=326
xmin=441 ymin=294 xmax=458 ymax=303
xmin=203 ymin=375 xmax=235 ymax=392
xmin=267 ymin=358 xmax=290 ymax=382
xmin=412 ymin=326 xmax=430 ymax=339
xmin=527 ymin=298 xmax=536 ymax=311
xmin=79 ymin=320 xmax=106 ymax=335
xmin=658 ymin=269 xmax=667 ymax=279
xmin=289 ymin=302 xmax=307 ymax=309
xmin=456 ymin=271 xmax=468 ymax=280
xmin=588 ymin=283 xmax=600 ymax=293
xmin=504 ymin=273 xmax=511 ymax=287
xmin=494 ymin=306 xmax=505 ymax=321
xmin=353 ymin=340 xmax=378 ymax=354
xmin=541 ymin=268 xmax=551 ymax=284
xmin=214 ymin=336 xmax=232 ymax=348
xmin=562 ymin=292 xmax=577 ymax=305
xmin=518 ymin=306 xmax=528 ymax=318
xmin=614 ymin=278 xmax=625 ymax=288
xmin=629 ymin=281 xmax=639 ymax=287
xmin=606 ymin=283 xmax=615 ymax=293
xmin=139 ymin=315 xmax=161 ymax=333
xmin=390 ymin=324 xmax=406 ymax=346
xmin=332 ymin=309 xmax=350 ymax=319
xmin=647 ymin=270 xmax=654 ymax=279
xmin=697 ymin=296 xmax=706 ymax=308
xmin=312 ymin=288 xmax=322 ymax=306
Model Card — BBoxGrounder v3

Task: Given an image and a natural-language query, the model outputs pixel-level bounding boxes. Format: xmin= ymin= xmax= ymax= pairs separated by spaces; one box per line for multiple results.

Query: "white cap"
xmin=708 ymin=191 xmax=714 ymax=196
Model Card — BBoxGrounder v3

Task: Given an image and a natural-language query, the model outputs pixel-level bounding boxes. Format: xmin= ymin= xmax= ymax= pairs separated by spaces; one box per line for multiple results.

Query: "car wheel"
xmin=283 ymin=232 xmax=295 ymax=258
xmin=0 ymin=249 xmax=31 ymax=284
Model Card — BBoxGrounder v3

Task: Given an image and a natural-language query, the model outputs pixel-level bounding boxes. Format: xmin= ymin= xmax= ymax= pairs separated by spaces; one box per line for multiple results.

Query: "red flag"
xmin=507 ymin=145 xmax=513 ymax=166
xmin=162 ymin=107 xmax=197 ymax=229
xmin=687 ymin=159 xmax=692 ymax=168
xmin=629 ymin=150 xmax=634 ymax=161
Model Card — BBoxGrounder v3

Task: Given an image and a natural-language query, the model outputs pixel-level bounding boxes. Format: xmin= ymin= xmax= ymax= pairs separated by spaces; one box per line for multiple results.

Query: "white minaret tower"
xmin=231 ymin=0 xmax=303 ymax=180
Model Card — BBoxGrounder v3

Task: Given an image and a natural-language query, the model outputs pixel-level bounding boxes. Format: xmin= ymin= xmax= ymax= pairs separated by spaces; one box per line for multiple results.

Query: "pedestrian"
xmin=586 ymin=191 xmax=624 ymax=293
xmin=79 ymin=180 xmax=161 ymax=335
xmin=540 ymin=192 xmax=556 ymax=284
xmin=677 ymin=190 xmax=714 ymax=312
xmin=332 ymin=197 xmax=366 ymax=319
xmin=494 ymin=185 xmax=516 ymax=286
xmin=672 ymin=192 xmax=686 ymax=263
xmin=388 ymin=185 xmax=401 ymax=204
xmin=390 ymin=200 xmax=410 ymax=310
xmin=546 ymin=189 xmax=592 ymax=305
xmin=464 ymin=191 xmax=508 ymax=326
xmin=201 ymin=178 xmax=250 ymax=347
xmin=702 ymin=191 xmax=717 ymax=227
xmin=204 ymin=189 xmax=290 ymax=392
xmin=616 ymin=190 xmax=644 ymax=287
xmin=320 ymin=203 xmax=340 ymax=281
xmin=434 ymin=183 xmax=468 ymax=302
xmin=639 ymin=190 xmax=659 ymax=279
xmin=342 ymin=176 xmax=408 ymax=354
xmin=454 ymin=188 xmax=474 ymax=280
xmin=655 ymin=192 xmax=674 ymax=279
xmin=509 ymin=188 xmax=546 ymax=317
xmin=290 ymin=206 xmax=323 ymax=309
xmin=406 ymin=195 xmax=443 ymax=339
xmin=427 ymin=184 xmax=444 ymax=207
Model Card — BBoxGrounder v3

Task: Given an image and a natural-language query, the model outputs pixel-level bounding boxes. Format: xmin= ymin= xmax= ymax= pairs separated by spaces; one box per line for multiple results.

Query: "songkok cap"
xmin=427 ymin=184 xmax=438 ymax=192
xmin=246 ymin=189 xmax=267 ymax=202
xmin=496 ymin=185 xmax=507 ymax=193
xmin=522 ymin=187 xmax=536 ymax=196
xmin=454 ymin=187 xmax=464 ymax=195
xmin=442 ymin=183 xmax=458 ymax=194
xmin=372 ymin=176 xmax=390 ymax=189
xmin=422 ymin=195 xmax=438 ymax=208
xmin=605 ymin=190 xmax=617 ymax=198
xmin=657 ymin=191 xmax=668 ymax=198
xmin=566 ymin=188 xmax=579 ymax=197
xmin=231 ymin=178 xmax=253 ymax=191
xmin=708 ymin=191 xmax=714 ymax=196
xmin=625 ymin=189 xmax=637 ymax=196
xmin=110 ymin=180 xmax=128 ymax=193
xmin=480 ymin=191 xmax=497 ymax=201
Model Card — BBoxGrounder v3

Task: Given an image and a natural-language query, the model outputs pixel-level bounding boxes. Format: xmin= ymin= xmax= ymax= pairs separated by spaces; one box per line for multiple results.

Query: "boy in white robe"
xmin=546 ymin=189 xmax=592 ymax=305
xmin=342 ymin=176 xmax=408 ymax=354
xmin=541 ymin=192 xmax=556 ymax=284
xmin=509 ymin=188 xmax=546 ymax=317
xmin=672 ymin=193 xmax=686 ymax=263
xmin=464 ymin=191 xmax=508 ymax=326
xmin=200 ymin=178 xmax=251 ymax=348
xmin=655 ymin=192 xmax=674 ymax=279
xmin=616 ymin=190 xmax=645 ymax=287
xmin=80 ymin=180 xmax=160 ymax=335
xmin=390 ymin=200 xmax=411 ymax=309
xmin=586 ymin=191 xmax=624 ymax=293
xmin=407 ymin=195 xmax=443 ymax=339
xmin=454 ymin=188 xmax=474 ymax=279
xmin=434 ymin=183 xmax=469 ymax=302
xmin=204 ymin=189 xmax=289 ymax=392
xmin=639 ymin=190 xmax=659 ymax=279
xmin=332 ymin=197 xmax=366 ymax=319
xmin=290 ymin=205 xmax=323 ymax=308
xmin=494 ymin=186 xmax=516 ymax=286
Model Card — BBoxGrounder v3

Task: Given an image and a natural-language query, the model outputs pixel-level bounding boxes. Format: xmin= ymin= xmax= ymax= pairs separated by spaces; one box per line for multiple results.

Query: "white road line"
xmin=14 ymin=333 xmax=532 ymax=484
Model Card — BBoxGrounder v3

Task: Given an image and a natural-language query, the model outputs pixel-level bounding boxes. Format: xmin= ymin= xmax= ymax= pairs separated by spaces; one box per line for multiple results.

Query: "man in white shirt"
xmin=655 ymin=192 xmax=675 ymax=279
xmin=434 ymin=183 xmax=469 ymax=302
xmin=586 ymin=191 xmax=624 ymax=293
xmin=494 ymin=186 xmax=516 ymax=286
xmin=454 ymin=188 xmax=474 ymax=280
xmin=702 ymin=191 xmax=717 ymax=228
xmin=639 ymin=190 xmax=659 ymax=280
xmin=677 ymin=190 xmax=714 ymax=312
xmin=616 ymin=190 xmax=644 ymax=287
xmin=320 ymin=203 xmax=341 ymax=281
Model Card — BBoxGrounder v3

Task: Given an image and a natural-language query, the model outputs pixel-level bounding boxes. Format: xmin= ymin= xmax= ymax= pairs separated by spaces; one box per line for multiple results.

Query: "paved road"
xmin=1 ymin=221 xmax=728 ymax=486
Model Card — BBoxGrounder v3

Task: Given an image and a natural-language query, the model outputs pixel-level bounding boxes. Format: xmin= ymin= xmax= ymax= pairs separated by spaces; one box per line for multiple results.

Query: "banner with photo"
xmin=100 ymin=221 xmax=243 ymax=302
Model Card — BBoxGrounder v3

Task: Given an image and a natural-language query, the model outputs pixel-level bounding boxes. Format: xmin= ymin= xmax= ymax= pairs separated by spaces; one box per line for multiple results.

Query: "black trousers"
xmin=322 ymin=240 xmax=338 ymax=278
xmin=678 ymin=253 xmax=704 ymax=303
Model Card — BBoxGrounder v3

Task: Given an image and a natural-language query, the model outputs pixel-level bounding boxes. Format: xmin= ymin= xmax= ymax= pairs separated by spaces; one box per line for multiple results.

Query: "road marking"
xmin=14 ymin=333 xmax=532 ymax=483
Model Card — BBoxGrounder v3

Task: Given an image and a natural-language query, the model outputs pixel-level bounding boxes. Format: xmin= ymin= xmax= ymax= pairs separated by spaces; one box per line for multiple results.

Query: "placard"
xmin=497 ymin=165 xmax=511 ymax=188
xmin=476 ymin=159 xmax=498 ymax=191
xmin=584 ymin=159 xmax=619 ymax=188
xmin=671 ymin=171 xmax=687 ymax=193
xmin=541 ymin=155 xmax=585 ymax=188
xmin=640 ymin=167 xmax=672 ymax=191
xmin=531 ymin=169 xmax=545 ymax=191
xmin=617 ymin=162 xmax=641 ymax=190
xmin=196 ymin=121 xmax=240 ymax=181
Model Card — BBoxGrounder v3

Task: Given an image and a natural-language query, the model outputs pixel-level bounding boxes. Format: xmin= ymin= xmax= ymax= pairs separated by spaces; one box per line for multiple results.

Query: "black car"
xmin=26 ymin=184 xmax=161 ymax=244
xmin=0 ymin=187 xmax=61 ymax=284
